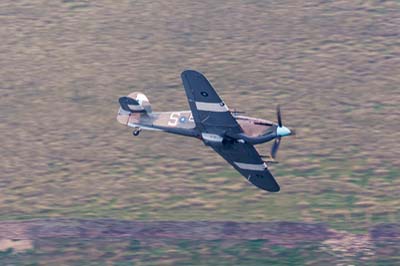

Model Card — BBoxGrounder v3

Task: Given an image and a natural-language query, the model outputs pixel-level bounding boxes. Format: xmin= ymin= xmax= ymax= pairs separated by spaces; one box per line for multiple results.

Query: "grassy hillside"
xmin=0 ymin=0 xmax=399 ymax=230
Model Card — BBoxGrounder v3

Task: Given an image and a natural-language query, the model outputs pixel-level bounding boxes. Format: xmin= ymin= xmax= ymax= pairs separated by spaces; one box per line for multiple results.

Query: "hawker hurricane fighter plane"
xmin=117 ymin=70 xmax=295 ymax=192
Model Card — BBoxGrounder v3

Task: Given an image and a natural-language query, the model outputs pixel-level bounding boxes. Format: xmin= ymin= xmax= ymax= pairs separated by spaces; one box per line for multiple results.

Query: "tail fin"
xmin=119 ymin=92 xmax=152 ymax=113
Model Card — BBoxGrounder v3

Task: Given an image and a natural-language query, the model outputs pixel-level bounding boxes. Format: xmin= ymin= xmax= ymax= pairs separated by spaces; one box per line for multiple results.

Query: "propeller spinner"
xmin=271 ymin=105 xmax=295 ymax=159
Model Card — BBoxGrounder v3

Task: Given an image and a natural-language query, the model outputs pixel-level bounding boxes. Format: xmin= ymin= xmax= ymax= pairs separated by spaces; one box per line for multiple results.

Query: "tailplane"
xmin=119 ymin=92 xmax=152 ymax=113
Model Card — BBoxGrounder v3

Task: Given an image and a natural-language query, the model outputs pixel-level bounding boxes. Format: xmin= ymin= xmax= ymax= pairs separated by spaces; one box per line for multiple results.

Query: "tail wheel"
xmin=133 ymin=128 xmax=141 ymax=136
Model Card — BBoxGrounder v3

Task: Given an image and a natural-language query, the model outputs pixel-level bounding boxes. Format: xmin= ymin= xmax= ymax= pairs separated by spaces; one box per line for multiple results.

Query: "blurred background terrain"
xmin=0 ymin=0 xmax=399 ymax=265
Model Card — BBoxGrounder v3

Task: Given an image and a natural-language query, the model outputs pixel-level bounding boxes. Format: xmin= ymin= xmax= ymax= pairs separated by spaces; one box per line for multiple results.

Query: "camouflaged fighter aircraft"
xmin=117 ymin=70 xmax=295 ymax=192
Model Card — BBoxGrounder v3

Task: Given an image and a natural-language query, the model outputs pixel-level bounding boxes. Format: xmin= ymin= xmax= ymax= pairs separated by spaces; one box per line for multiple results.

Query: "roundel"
xmin=200 ymin=91 xmax=208 ymax=97
xmin=179 ymin=116 xmax=187 ymax=123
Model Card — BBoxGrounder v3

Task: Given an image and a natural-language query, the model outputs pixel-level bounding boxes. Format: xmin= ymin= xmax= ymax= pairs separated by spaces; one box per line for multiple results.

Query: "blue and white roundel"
xmin=179 ymin=116 xmax=187 ymax=123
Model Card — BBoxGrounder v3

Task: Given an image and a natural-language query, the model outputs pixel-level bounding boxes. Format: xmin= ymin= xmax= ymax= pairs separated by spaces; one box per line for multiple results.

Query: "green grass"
xmin=1 ymin=164 xmax=398 ymax=232
xmin=0 ymin=0 xmax=399 ymax=255
xmin=4 ymin=238 xmax=397 ymax=266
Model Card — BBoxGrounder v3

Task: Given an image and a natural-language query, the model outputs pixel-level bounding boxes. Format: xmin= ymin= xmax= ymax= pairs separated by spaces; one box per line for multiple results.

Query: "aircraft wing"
xmin=209 ymin=141 xmax=280 ymax=192
xmin=181 ymin=70 xmax=279 ymax=192
xmin=181 ymin=70 xmax=243 ymax=134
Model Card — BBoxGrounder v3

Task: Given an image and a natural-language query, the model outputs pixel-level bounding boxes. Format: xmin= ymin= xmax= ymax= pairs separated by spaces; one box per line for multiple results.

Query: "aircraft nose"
xmin=276 ymin=126 xmax=291 ymax=137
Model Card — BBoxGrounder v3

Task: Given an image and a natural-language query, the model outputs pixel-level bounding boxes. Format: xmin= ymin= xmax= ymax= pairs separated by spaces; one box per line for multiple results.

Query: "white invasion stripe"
xmin=234 ymin=162 xmax=266 ymax=171
xmin=195 ymin=101 xmax=228 ymax=112
xmin=201 ymin=133 xmax=223 ymax=142
xmin=127 ymin=123 xmax=164 ymax=132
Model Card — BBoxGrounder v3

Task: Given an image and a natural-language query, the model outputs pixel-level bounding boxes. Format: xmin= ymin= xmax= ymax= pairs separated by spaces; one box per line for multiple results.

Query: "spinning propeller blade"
xmin=277 ymin=105 xmax=282 ymax=127
xmin=271 ymin=137 xmax=281 ymax=159
xmin=270 ymin=105 xmax=295 ymax=160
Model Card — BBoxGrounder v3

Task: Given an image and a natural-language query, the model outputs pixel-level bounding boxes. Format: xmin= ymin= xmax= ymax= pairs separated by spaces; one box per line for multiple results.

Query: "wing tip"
xmin=181 ymin=69 xmax=203 ymax=79
xmin=267 ymin=184 xmax=280 ymax=192
xmin=250 ymin=181 xmax=280 ymax=192
xmin=250 ymin=171 xmax=281 ymax=192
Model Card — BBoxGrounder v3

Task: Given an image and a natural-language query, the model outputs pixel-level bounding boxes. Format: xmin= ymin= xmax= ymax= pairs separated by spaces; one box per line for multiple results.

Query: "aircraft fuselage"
xmin=117 ymin=108 xmax=276 ymax=141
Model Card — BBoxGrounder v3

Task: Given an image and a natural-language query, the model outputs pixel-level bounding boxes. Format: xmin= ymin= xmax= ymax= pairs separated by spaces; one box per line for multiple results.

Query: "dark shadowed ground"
xmin=0 ymin=0 xmax=399 ymax=265
xmin=1 ymin=219 xmax=399 ymax=265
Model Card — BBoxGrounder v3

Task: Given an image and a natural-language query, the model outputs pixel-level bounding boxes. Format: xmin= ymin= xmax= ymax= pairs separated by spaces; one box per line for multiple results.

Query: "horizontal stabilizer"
xmin=119 ymin=96 xmax=145 ymax=112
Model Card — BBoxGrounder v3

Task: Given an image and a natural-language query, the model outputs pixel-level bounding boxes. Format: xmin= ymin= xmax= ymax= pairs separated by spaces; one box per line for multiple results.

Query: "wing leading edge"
xmin=181 ymin=70 xmax=243 ymax=135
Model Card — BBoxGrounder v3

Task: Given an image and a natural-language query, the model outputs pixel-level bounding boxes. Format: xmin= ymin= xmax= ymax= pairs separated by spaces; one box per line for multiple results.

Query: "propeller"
xmin=277 ymin=104 xmax=282 ymax=127
xmin=270 ymin=105 xmax=295 ymax=160
xmin=271 ymin=137 xmax=281 ymax=159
